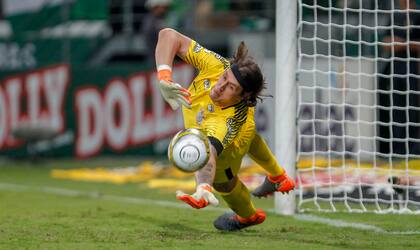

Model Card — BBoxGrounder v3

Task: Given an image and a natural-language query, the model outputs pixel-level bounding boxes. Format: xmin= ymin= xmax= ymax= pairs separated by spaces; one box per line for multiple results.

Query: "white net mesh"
xmin=296 ymin=0 xmax=420 ymax=214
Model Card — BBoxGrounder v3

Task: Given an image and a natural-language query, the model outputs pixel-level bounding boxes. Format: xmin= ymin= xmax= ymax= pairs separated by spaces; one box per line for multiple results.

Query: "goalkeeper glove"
xmin=157 ymin=66 xmax=191 ymax=110
xmin=176 ymin=183 xmax=219 ymax=209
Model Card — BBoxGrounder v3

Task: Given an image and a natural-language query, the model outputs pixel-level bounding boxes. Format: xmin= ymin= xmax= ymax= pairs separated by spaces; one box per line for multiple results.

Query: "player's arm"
xmin=195 ymin=145 xmax=217 ymax=185
xmin=176 ymin=144 xmax=220 ymax=209
xmin=155 ymin=28 xmax=192 ymax=69
xmin=175 ymin=116 xmax=226 ymax=209
xmin=154 ymin=28 xmax=192 ymax=110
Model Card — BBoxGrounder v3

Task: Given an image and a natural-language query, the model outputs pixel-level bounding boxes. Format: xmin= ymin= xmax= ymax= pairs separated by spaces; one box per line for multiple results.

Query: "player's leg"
xmin=248 ymin=132 xmax=284 ymax=176
xmin=248 ymin=132 xmax=295 ymax=197
xmin=214 ymin=176 xmax=255 ymax=218
xmin=213 ymin=176 xmax=266 ymax=231
xmin=211 ymin=139 xmax=265 ymax=231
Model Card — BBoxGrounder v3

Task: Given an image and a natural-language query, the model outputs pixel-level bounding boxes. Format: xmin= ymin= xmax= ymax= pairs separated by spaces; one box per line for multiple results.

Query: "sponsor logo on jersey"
xmin=196 ymin=108 xmax=204 ymax=125
xmin=207 ymin=104 xmax=214 ymax=112
xmin=204 ymin=79 xmax=210 ymax=89
xmin=193 ymin=43 xmax=202 ymax=53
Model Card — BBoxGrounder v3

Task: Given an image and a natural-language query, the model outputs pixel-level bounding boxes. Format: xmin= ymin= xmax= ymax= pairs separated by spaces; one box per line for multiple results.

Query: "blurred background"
xmin=1 ymin=0 xmax=417 ymax=160
xmin=0 ymin=0 xmax=278 ymax=160
xmin=0 ymin=0 xmax=419 ymax=214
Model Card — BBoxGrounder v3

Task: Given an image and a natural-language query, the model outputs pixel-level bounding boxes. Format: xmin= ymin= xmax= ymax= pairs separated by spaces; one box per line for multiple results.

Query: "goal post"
xmin=274 ymin=0 xmax=297 ymax=215
xmin=276 ymin=0 xmax=420 ymax=214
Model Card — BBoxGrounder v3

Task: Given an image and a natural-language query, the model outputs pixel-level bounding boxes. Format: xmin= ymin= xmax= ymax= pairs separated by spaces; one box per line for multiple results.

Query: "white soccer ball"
xmin=168 ymin=128 xmax=210 ymax=172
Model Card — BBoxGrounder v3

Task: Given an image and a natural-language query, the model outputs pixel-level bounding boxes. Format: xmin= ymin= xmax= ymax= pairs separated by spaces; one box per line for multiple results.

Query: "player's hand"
xmin=158 ymin=79 xmax=192 ymax=110
xmin=176 ymin=183 xmax=219 ymax=209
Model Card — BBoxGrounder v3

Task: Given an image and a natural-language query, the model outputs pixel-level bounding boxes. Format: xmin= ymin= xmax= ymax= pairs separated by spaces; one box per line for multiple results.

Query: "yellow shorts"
xmin=213 ymin=122 xmax=256 ymax=184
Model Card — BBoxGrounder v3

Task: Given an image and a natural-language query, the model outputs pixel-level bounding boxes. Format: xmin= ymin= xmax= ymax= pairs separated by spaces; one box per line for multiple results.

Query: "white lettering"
xmin=0 ymin=87 xmax=7 ymax=148
xmin=75 ymin=88 xmax=104 ymax=157
xmin=74 ymin=64 xmax=194 ymax=157
xmin=104 ymin=80 xmax=131 ymax=150
xmin=26 ymin=72 xmax=42 ymax=125
xmin=43 ymin=65 xmax=68 ymax=131
xmin=0 ymin=42 xmax=37 ymax=70
xmin=130 ymin=75 xmax=154 ymax=144
xmin=5 ymin=77 xmax=22 ymax=145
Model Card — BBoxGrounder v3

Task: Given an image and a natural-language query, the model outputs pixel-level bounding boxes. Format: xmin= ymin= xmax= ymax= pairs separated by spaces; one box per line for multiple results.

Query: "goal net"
xmin=296 ymin=0 xmax=420 ymax=214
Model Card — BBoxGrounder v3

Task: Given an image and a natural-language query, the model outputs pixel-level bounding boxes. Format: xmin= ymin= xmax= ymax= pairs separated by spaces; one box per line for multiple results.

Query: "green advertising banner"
xmin=0 ymin=63 xmax=194 ymax=158
xmin=0 ymin=38 xmax=105 ymax=70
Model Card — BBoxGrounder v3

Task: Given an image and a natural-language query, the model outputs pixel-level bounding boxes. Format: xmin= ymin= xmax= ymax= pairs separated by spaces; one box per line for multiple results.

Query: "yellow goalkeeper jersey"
xmin=181 ymin=40 xmax=255 ymax=155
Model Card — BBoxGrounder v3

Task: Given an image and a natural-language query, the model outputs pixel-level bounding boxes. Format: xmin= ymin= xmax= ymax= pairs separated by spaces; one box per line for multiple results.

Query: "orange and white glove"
xmin=176 ymin=183 xmax=219 ymax=209
xmin=157 ymin=65 xmax=191 ymax=110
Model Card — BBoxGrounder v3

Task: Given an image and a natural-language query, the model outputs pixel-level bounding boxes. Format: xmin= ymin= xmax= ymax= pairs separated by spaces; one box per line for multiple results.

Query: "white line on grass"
xmin=293 ymin=214 xmax=385 ymax=232
xmin=1 ymin=182 xmax=419 ymax=235
xmin=293 ymin=214 xmax=420 ymax=235
xmin=0 ymin=182 xmax=226 ymax=212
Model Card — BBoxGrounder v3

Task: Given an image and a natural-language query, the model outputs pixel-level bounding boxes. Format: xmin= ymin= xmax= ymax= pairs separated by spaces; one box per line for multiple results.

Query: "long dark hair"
xmin=229 ymin=41 xmax=267 ymax=107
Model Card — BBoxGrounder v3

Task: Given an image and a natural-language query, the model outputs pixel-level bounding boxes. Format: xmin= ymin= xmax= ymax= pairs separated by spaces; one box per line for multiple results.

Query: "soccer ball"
xmin=168 ymin=128 xmax=210 ymax=172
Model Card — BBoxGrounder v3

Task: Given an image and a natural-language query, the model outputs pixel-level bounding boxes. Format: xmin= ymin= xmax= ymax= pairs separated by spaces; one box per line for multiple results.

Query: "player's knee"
xmin=213 ymin=176 xmax=238 ymax=193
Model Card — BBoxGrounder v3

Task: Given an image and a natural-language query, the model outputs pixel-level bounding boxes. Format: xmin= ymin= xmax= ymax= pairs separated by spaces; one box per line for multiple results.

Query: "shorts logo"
xmin=193 ymin=43 xmax=202 ymax=53
xmin=204 ymin=79 xmax=210 ymax=89
xmin=207 ymin=104 xmax=214 ymax=112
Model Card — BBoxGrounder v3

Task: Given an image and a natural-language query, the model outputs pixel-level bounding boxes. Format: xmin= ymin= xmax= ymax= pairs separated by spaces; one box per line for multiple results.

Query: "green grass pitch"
xmin=0 ymin=158 xmax=419 ymax=249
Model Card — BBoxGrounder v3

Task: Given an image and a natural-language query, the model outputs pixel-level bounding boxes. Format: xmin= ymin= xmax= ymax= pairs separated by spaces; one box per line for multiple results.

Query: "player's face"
xmin=210 ymin=70 xmax=243 ymax=108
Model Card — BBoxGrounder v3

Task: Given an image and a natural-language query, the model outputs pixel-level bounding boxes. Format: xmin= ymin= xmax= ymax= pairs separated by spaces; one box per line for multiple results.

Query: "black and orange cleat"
xmin=213 ymin=209 xmax=266 ymax=232
xmin=252 ymin=173 xmax=295 ymax=198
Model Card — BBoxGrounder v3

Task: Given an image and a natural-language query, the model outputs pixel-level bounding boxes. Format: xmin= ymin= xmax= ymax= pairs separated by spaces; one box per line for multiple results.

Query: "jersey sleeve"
xmin=181 ymin=40 xmax=230 ymax=73
xmin=203 ymin=102 xmax=248 ymax=154
xmin=204 ymin=116 xmax=229 ymax=151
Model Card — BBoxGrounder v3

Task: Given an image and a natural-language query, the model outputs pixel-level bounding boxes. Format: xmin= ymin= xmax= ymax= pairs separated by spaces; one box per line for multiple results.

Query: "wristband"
xmin=157 ymin=64 xmax=172 ymax=71
xmin=157 ymin=69 xmax=173 ymax=82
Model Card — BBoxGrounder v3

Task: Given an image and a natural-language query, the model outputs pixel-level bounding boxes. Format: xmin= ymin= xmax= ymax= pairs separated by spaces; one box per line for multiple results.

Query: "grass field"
xmin=0 ymin=158 xmax=419 ymax=249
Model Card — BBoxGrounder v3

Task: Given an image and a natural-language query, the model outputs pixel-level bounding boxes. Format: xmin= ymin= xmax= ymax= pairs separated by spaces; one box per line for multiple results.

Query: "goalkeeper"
xmin=155 ymin=28 xmax=295 ymax=231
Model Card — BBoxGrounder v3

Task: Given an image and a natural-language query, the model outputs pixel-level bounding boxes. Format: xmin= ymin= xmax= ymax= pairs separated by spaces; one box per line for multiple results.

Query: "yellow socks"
xmin=218 ymin=133 xmax=287 ymax=218
xmin=219 ymin=179 xmax=256 ymax=218
xmin=248 ymin=133 xmax=285 ymax=177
